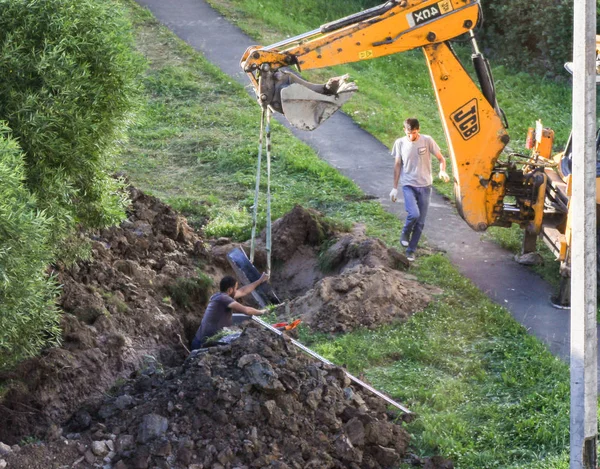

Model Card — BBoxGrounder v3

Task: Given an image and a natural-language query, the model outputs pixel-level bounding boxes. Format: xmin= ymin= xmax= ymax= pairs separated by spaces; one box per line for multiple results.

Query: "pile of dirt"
xmin=214 ymin=206 xmax=435 ymax=333
xmin=285 ymin=265 xmax=435 ymax=333
xmin=318 ymin=223 xmax=409 ymax=274
xmin=0 ymin=197 xmax=448 ymax=466
xmin=3 ymin=325 xmax=452 ymax=469
xmin=0 ymin=187 xmax=214 ymax=444
xmin=211 ymin=205 xmax=411 ymax=301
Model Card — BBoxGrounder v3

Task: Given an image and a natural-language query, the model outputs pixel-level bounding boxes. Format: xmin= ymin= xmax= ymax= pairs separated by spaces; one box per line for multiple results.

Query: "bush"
xmin=167 ymin=273 xmax=214 ymax=310
xmin=0 ymin=125 xmax=61 ymax=369
xmin=0 ymin=0 xmax=143 ymax=237
xmin=480 ymin=0 xmax=574 ymax=77
xmin=204 ymin=206 xmax=252 ymax=240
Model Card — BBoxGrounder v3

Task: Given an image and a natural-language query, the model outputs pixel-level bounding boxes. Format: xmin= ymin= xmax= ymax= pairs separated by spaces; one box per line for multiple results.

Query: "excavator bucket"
xmin=280 ymin=82 xmax=356 ymax=131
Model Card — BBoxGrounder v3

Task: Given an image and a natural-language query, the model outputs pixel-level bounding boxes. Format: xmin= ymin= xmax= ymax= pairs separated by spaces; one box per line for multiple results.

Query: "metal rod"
xmin=570 ymin=0 xmax=598 ymax=465
xmin=251 ymin=316 xmax=412 ymax=414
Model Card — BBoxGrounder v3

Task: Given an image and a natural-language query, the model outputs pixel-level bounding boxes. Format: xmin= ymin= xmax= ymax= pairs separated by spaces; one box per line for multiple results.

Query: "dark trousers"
xmin=190 ymin=336 xmax=204 ymax=351
xmin=401 ymin=185 xmax=431 ymax=254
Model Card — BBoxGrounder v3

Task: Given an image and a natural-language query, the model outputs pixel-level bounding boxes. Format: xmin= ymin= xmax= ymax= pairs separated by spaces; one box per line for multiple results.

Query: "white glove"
xmin=438 ymin=170 xmax=450 ymax=183
xmin=389 ymin=188 xmax=398 ymax=202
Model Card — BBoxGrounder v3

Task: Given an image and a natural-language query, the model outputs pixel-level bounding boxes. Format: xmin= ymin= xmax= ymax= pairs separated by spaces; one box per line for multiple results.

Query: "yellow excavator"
xmin=240 ymin=0 xmax=600 ymax=306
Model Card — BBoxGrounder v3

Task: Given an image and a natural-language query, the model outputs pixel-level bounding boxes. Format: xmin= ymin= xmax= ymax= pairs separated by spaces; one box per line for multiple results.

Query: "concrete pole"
xmin=570 ymin=0 xmax=597 ymax=465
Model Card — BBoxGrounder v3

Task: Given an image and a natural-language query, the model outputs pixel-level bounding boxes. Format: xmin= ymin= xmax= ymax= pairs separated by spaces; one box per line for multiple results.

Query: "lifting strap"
xmin=249 ymin=105 xmax=264 ymax=263
xmin=250 ymin=103 xmax=272 ymax=273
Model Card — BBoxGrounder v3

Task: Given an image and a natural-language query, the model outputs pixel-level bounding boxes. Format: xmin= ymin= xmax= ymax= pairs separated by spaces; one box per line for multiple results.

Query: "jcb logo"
xmin=451 ymin=99 xmax=479 ymax=140
xmin=408 ymin=1 xmax=453 ymax=27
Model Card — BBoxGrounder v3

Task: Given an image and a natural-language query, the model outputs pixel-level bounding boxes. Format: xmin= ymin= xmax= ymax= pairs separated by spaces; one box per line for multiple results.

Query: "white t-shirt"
xmin=391 ymin=134 xmax=440 ymax=187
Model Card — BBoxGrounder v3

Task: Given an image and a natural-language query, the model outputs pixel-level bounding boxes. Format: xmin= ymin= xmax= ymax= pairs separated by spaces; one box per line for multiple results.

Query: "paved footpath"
xmin=135 ymin=0 xmax=598 ymax=374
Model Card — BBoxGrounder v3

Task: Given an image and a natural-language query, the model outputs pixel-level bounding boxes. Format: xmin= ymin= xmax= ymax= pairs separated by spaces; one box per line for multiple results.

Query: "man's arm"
xmin=234 ymin=272 xmax=269 ymax=299
xmin=389 ymin=156 xmax=402 ymax=202
xmin=393 ymin=157 xmax=402 ymax=189
xmin=435 ymin=150 xmax=447 ymax=172
xmin=434 ymin=149 xmax=450 ymax=182
xmin=229 ymin=301 xmax=266 ymax=316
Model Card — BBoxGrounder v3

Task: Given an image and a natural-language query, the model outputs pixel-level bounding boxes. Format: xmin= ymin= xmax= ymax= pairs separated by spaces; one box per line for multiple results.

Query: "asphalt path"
xmin=134 ymin=0 xmax=597 ymax=375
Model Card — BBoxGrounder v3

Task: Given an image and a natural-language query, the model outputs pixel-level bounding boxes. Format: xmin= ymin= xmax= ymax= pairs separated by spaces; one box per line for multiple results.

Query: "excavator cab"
xmin=557 ymin=35 xmax=600 ymax=193
xmin=557 ymin=129 xmax=600 ymax=181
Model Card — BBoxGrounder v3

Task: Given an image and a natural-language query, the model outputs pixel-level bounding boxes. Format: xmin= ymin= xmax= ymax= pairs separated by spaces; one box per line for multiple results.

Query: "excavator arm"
xmin=240 ymin=0 xmax=517 ymax=231
xmin=241 ymin=0 xmax=480 ymax=73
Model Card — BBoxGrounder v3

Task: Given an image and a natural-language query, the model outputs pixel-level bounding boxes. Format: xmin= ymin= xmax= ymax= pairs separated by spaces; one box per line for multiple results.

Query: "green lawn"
xmin=118 ymin=1 xmax=572 ymax=467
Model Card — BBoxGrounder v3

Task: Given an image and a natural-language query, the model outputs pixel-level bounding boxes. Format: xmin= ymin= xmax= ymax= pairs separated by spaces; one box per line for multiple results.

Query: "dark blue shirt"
xmin=193 ymin=292 xmax=235 ymax=345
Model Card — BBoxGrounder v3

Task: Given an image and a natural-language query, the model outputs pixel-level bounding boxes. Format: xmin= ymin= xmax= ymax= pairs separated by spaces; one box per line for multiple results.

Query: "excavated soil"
xmin=0 ymin=187 xmax=213 ymax=444
xmin=285 ymin=265 xmax=435 ymax=334
xmin=214 ymin=206 xmax=436 ymax=333
xmin=0 ymin=194 xmax=449 ymax=468
xmin=3 ymin=326 xmax=452 ymax=469
xmin=212 ymin=205 xmax=414 ymax=304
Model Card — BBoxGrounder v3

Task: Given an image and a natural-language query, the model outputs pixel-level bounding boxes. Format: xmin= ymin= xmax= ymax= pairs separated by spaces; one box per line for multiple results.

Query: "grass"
xmin=308 ymin=255 xmax=570 ymax=468
xmin=117 ymin=1 xmax=574 ymax=467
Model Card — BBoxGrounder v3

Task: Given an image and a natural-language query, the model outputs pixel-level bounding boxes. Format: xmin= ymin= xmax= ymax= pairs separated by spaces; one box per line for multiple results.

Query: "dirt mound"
xmin=204 ymin=206 xmax=431 ymax=334
xmin=319 ymin=224 xmax=409 ymax=273
xmin=268 ymin=204 xmax=336 ymax=263
xmin=211 ymin=206 xmax=410 ymax=301
xmin=0 ymin=199 xmax=450 ymax=465
xmin=0 ymin=187 xmax=212 ymax=444
xmin=3 ymin=325 xmax=452 ymax=469
xmin=284 ymin=265 xmax=435 ymax=333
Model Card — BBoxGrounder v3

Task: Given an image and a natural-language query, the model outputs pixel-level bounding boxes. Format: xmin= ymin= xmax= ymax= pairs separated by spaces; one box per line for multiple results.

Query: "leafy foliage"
xmin=0 ymin=0 xmax=144 ymax=368
xmin=0 ymin=0 xmax=144 ymax=236
xmin=167 ymin=272 xmax=214 ymax=310
xmin=0 ymin=126 xmax=61 ymax=369
xmin=480 ymin=0 xmax=574 ymax=77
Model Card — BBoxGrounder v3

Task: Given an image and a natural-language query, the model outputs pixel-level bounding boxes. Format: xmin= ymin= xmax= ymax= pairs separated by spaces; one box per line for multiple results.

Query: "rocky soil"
xmin=285 ymin=264 xmax=434 ymax=334
xmin=2 ymin=326 xmax=452 ymax=469
xmin=0 ymin=187 xmax=210 ymax=445
xmin=0 ymin=191 xmax=449 ymax=468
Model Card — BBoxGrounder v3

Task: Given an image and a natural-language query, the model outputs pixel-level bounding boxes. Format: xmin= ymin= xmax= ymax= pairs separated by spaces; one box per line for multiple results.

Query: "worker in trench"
xmin=191 ymin=273 xmax=270 ymax=350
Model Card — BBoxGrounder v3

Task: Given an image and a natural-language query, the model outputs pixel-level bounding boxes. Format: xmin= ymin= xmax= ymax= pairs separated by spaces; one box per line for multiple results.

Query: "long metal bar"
xmin=251 ymin=316 xmax=412 ymax=414
xmin=263 ymin=27 xmax=322 ymax=51
xmin=570 ymin=0 xmax=598 ymax=465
